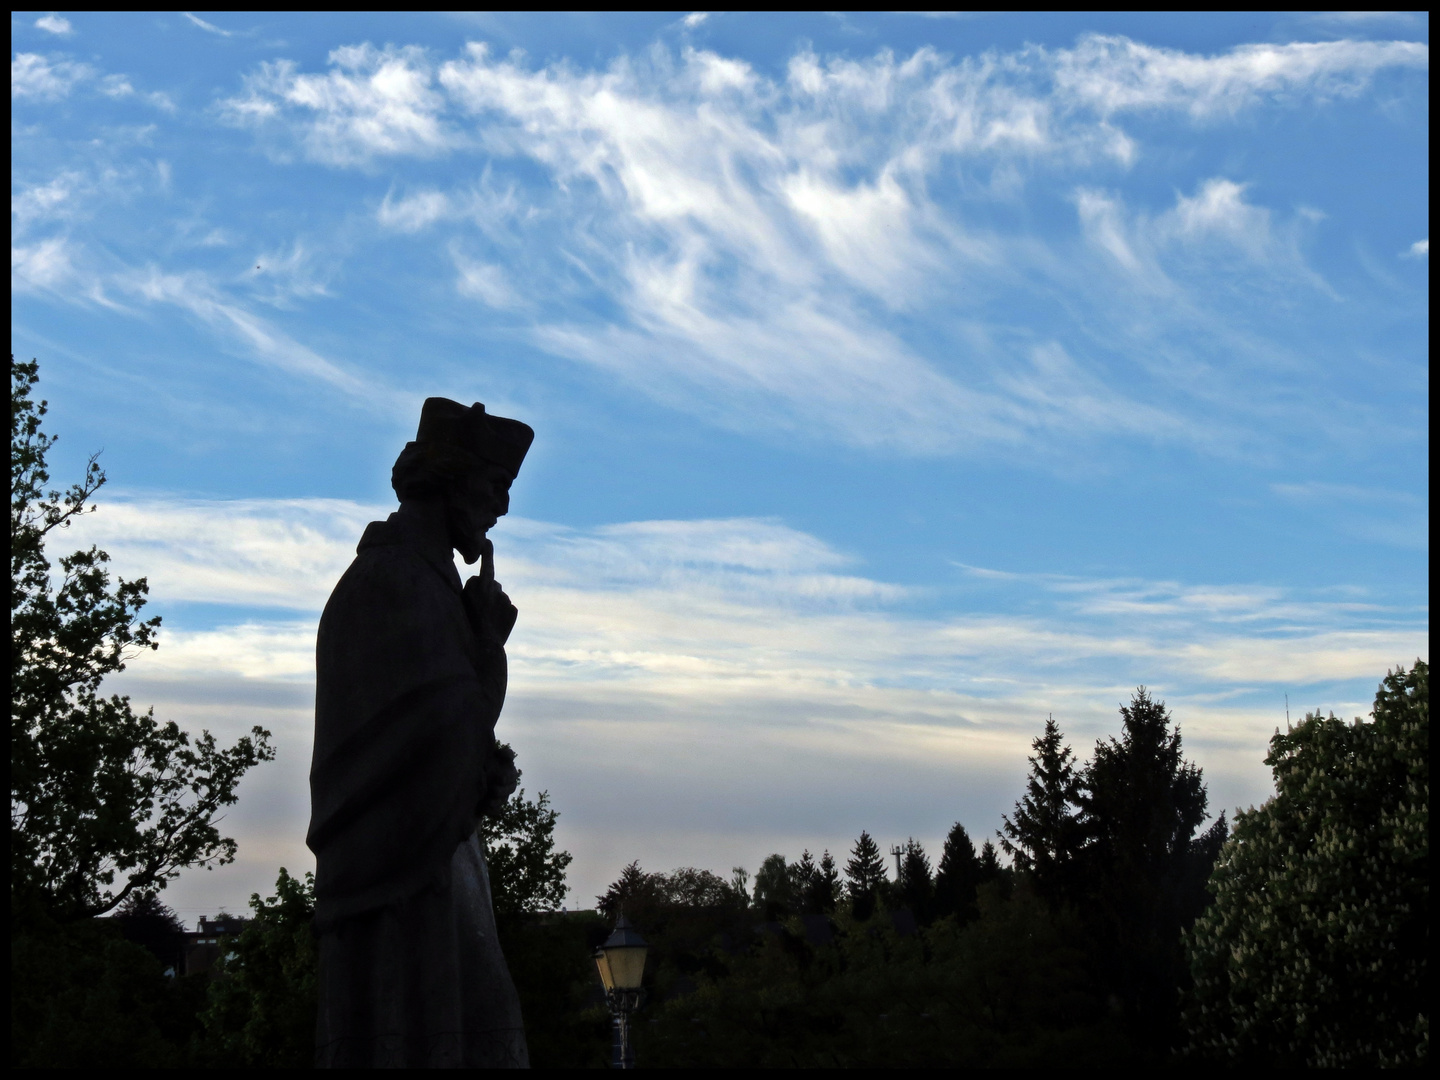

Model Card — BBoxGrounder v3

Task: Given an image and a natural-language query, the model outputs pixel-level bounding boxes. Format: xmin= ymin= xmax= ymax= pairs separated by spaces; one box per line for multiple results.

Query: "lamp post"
xmin=594 ymin=914 xmax=649 ymax=1069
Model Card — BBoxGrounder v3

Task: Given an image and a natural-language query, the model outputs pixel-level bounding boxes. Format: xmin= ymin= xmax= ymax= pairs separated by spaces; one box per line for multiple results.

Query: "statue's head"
xmin=391 ymin=397 xmax=534 ymax=564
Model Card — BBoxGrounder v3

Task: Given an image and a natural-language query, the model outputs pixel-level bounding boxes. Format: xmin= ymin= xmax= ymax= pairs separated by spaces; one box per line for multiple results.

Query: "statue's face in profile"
xmin=447 ymin=464 xmax=514 ymax=564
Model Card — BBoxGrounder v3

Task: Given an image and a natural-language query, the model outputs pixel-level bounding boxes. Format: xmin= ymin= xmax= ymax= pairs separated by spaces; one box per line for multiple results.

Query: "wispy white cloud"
xmin=11 ymin=171 xmax=84 ymax=227
xmin=73 ymin=495 xmax=1425 ymax=696
xmin=246 ymin=239 xmax=336 ymax=306
xmin=219 ymin=33 xmax=1420 ymax=453
xmin=35 ymin=14 xmax=73 ymax=36
xmin=182 ymin=12 xmax=233 ymax=37
xmin=378 ymin=187 xmax=452 ymax=231
xmin=220 ymin=45 xmax=454 ymax=165
xmin=11 ymin=235 xmax=79 ymax=291
xmin=11 ymin=52 xmax=94 ymax=100
xmin=1052 ymin=35 xmax=1427 ymax=118
xmin=92 ymin=33 xmax=1440 ymax=456
xmin=126 ymin=267 xmax=390 ymax=405
xmin=81 ymin=494 xmax=1426 ymax=910
xmin=451 ymin=245 xmax=520 ymax=309
xmin=1403 ymin=237 xmax=1428 ymax=258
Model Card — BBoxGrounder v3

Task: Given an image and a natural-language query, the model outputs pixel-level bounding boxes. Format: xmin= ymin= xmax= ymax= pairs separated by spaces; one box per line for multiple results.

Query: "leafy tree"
xmin=111 ymin=891 xmax=188 ymax=974
xmin=480 ymin=784 xmax=573 ymax=918
xmin=844 ymin=831 xmax=887 ymax=921
xmin=753 ymin=853 xmax=793 ymax=919
xmin=1000 ymin=715 xmax=1082 ymax=901
xmin=596 ymin=862 xmax=739 ymax=925
xmin=11 ymin=914 xmax=206 ymax=1067
xmin=897 ymin=838 xmax=935 ymax=922
xmin=10 ymin=357 xmax=274 ymax=922
xmin=1183 ymin=661 xmax=1429 ymax=1067
xmin=934 ymin=822 xmax=982 ymax=924
xmin=1076 ymin=687 xmax=1224 ymax=1049
xmin=199 ymin=868 xmax=318 ymax=1069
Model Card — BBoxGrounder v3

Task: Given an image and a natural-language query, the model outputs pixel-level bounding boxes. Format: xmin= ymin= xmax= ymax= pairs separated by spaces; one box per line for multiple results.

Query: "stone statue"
xmin=307 ymin=397 xmax=534 ymax=1068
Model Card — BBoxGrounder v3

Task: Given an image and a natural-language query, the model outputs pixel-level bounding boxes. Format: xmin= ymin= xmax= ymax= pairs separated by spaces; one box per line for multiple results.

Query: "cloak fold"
xmin=307 ymin=515 xmax=510 ymax=933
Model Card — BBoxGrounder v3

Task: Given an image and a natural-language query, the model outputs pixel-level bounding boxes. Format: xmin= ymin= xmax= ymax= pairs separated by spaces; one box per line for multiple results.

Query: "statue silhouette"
xmin=308 ymin=398 xmax=533 ymax=1068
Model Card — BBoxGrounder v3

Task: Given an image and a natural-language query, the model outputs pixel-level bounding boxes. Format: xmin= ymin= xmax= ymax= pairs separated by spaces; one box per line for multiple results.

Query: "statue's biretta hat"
xmin=415 ymin=397 xmax=534 ymax=479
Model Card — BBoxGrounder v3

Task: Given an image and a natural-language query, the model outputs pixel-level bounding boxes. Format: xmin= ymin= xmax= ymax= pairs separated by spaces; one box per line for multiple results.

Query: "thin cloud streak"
xmin=210 ymin=32 xmax=1426 ymax=456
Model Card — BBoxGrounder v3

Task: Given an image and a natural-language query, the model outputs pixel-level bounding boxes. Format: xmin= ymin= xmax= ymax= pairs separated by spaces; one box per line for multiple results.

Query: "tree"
xmin=11 ymin=357 xmax=274 ymax=922
xmin=813 ymin=850 xmax=840 ymax=915
xmin=1076 ymin=687 xmax=1223 ymax=1048
xmin=934 ymin=822 xmax=982 ymax=924
xmin=753 ymin=853 xmax=793 ymax=919
xmin=977 ymin=840 xmax=1004 ymax=885
xmin=199 ymin=868 xmax=318 ymax=1069
xmin=844 ymin=831 xmax=887 ymax=921
xmin=111 ymin=892 xmax=188 ymax=975
xmin=897 ymin=838 xmax=935 ymax=922
xmin=791 ymin=850 xmax=819 ymax=914
xmin=479 ymin=783 xmax=573 ymax=918
xmin=596 ymin=860 xmax=662 ymax=923
xmin=1000 ymin=715 xmax=1082 ymax=901
xmin=1183 ymin=661 xmax=1429 ymax=1067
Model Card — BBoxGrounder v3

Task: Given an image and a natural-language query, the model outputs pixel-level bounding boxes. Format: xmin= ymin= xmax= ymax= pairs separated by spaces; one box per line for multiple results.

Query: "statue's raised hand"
xmin=464 ymin=537 xmax=518 ymax=645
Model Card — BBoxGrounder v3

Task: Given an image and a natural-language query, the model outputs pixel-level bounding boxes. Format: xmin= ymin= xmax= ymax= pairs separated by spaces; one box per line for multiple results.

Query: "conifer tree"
xmin=934 ymin=822 xmax=981 ymax=924
xmin=814 ymin=850 xmax=839 ymax=915
xmin=999 ymin=714 xmax=1082 ymax=901
xmin=844 ymin=831 xmax=886 ymax=921
xmin=1077 ymin=687 xmax=1223 ymax=1050
xmin=791 ymin=849 xmax=819 ymax=914
xmin=897 ymin=838 xmax=934 ymax=922
xmin=977 ymin=839 xmax=1002 ymax=883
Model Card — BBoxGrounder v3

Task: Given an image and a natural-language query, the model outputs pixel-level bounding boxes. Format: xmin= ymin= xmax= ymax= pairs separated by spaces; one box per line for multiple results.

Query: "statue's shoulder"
xmin=325 ymin=518 xmax=465 ymax=622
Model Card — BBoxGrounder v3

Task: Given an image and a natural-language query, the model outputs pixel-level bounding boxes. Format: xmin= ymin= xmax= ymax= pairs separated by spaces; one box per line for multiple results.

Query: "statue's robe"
xmin=307 ymin=512 xmax=527 ymax=1068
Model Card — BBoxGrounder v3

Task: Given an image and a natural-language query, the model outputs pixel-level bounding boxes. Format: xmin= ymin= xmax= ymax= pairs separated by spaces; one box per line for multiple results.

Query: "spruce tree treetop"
xmin=11 ymin=357 xmax=276 ymax=922
xmin=845 ymin=830 xmax=887 ymax=920
xmin=999 ymin=714 xmax=1082 ymax=899
xmin=934 ymin=822 xmax=981 ymax=923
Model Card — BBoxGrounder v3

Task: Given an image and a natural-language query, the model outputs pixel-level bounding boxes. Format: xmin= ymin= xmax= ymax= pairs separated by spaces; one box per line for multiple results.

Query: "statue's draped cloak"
xmin=307 ymin=513 xmax=527 ymax=1068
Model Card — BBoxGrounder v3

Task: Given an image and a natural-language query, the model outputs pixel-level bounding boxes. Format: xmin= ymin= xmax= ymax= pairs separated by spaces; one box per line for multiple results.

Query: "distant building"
xmin=181 ymin=913 xmax=250 ymax=977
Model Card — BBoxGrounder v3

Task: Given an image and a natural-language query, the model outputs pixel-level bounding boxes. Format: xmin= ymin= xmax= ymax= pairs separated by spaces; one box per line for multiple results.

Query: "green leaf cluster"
xmin=1183 ymin=660 xmax=1429 ymax=1067
xmin=198 ymin=868 xmax=319 ymax=1068
xmin=10 ymin=356 xmax=275 ymax=923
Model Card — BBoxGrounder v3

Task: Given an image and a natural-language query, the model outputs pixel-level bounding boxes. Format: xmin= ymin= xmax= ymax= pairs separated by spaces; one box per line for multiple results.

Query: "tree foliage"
xmin=844 ymin=830 xmax=887 ymax=921
xmin=1070 ymin=688 xmax=1225 ymax=1046
xmin=199 ymin=868 xmax=318 ymax=1069
xmin=1183 ymin=661 xmax=1429 ymax=1067
xmin=935 ymin=822 xmax=982 ymax=924
xmin=752 ymin=853 xmax=793 ymax=919
xmin=1000 ymin=714 xmax=1082 ymax=898
xmin=10 ymin=357 xmax=274 ymax=922
xmin=480 ymin=782 xmax=573 ymax=918
xmin=897 ymin=837 xmax=935 ymax=922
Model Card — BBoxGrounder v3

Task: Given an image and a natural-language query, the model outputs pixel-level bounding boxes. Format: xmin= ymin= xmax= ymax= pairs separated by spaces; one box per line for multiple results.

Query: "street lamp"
xmin=595 ymin=914 xmax=649 ymax=1069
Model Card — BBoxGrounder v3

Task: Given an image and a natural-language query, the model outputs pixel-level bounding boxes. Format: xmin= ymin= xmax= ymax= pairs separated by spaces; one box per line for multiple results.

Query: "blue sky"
xmin=12 ymin=12 xmax=1428 ymax=922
